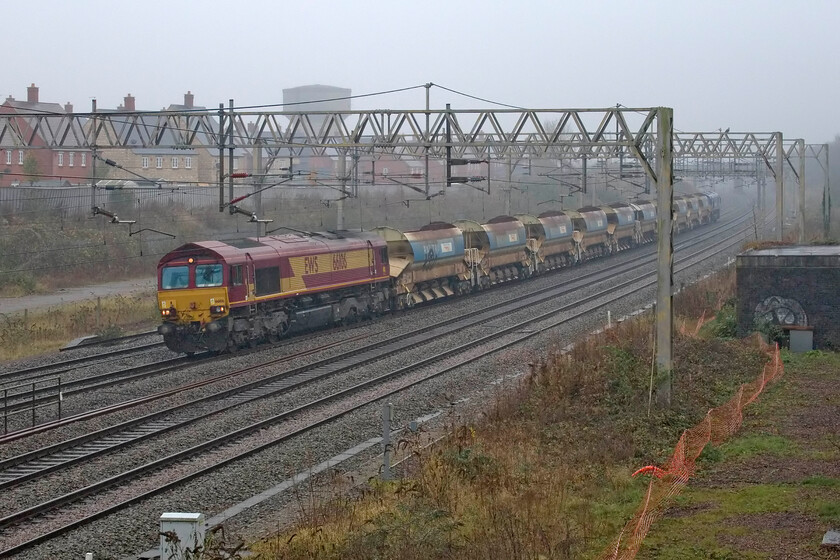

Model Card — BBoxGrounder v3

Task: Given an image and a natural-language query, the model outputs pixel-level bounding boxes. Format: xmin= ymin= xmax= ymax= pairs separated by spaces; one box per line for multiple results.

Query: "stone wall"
xmin=737 ymin=252 xmax=840 ymax=350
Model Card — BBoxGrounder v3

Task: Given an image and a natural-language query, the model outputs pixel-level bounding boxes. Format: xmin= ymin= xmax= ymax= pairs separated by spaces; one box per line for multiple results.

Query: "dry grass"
xmin=0 ymin=293 xmax=158 ymax=361
xmin=250 ymin=266 xmax=772 ymax=560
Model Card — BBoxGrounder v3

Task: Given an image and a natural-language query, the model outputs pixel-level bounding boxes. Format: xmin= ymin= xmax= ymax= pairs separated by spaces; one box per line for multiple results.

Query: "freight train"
xmin=156 ymin=192 xmax=721 ymax=354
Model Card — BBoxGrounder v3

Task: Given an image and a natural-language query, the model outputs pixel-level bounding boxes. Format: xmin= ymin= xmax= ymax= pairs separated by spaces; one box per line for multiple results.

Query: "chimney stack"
xmin=184 ymin=91 xmax=194 ymax=109
xmin=27 ymin=83 xmax=39 ymax=103
xmin=124 ymin=94 xmax=135 ymax=112
xmin=64 ymin=102 xmax=74 ymax=113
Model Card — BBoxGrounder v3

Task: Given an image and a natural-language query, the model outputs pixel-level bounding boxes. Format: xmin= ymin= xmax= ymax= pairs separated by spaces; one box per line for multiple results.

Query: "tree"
xmin=22 ymin=153 xmax=40 ymax=185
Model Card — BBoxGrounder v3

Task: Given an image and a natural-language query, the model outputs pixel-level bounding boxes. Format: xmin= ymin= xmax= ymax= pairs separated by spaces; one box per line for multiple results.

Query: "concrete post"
xmin=337 ymin=152 xmax=346 ymax=230
xmin=825 ymin=143 xmax=832 ymax=239
xmin=579 ymin=155 xmax=587 ymax=208
xmin=218 ymin=103 xmax=225 ymax=212
xmin=775 ymin=132 xmax=784 ymax=240
xmin=425 ymin=83 xmax=431 ymax=198
xmin=505 ymin=153 xmax=513 ymax=216
xmin=254 ymin=138 xmax=263 ymax=219
xmin=90 ymin=99 xmax=97 ymax=213
xmin=382 ymin=402 xmax=393 ymax=480
xmin=798 ymin=139 xmax=806 ymax=242
xmin=655 ymin=107 xmax=674 ymax=407
xmin=228 ymin=99 xmax=235 ymax=215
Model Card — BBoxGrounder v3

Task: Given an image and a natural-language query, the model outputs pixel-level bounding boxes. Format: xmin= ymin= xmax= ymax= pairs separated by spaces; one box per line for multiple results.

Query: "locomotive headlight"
xmin=210 ymin=305 xmax=226 ymax=315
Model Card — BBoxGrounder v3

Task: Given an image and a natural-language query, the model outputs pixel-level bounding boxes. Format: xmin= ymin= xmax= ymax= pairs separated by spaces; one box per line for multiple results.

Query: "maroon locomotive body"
xmin=157 ymin=232 xmax=390 ymax=354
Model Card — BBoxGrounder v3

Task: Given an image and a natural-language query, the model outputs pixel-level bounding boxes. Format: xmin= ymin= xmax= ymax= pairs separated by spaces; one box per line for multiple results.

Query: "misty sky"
xmin=4 ymin=0 xmax=839 ymax=143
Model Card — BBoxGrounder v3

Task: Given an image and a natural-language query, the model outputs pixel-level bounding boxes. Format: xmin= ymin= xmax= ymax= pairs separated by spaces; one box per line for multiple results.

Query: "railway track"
xmin=0 ymin=317 xmax=387 ymax=434
xmin=0 ymin=210 xmax=756 ymax=557
xmin=0 ymin=341 xmax=164 ymax=388
xmin=0 ymin=207 xmax=747 ymax=443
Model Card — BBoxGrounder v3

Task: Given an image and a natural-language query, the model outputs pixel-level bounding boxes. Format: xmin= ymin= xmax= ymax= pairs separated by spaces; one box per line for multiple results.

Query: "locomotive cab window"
xmin=230 ymin=265 xmax=243 ymax=286
xmin=162 ymin=266 xmax=190 ymax=289
xmin=195 ymin=264 xmax=224 ymax=287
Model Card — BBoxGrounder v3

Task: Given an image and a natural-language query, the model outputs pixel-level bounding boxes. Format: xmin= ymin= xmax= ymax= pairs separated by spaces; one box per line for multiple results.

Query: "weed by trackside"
xmin=252 ymin=266 xmax=778 ymax=560
xmin=0 ymin=294 xmax=158 ymax=360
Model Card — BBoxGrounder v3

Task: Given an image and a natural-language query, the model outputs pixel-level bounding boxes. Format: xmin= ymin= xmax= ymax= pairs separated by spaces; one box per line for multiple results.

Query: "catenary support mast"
xmin=654 ymin=107 xmax=674 ymax=406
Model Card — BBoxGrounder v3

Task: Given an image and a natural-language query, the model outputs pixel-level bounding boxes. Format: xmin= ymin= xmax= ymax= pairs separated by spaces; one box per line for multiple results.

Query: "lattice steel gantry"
xmin=1 ymin=104 xmax=828 ymax=398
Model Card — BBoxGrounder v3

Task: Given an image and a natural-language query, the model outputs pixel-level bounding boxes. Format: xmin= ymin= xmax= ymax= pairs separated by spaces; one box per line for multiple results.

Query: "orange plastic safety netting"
xmin=602 ymin=340 xmax=783 ymax=560
xmin=678 ymin=309 xmax=712 ymax=337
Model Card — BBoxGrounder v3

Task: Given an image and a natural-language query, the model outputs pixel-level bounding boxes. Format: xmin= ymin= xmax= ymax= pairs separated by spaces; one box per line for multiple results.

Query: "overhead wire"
xmin=431 ymin=84 xmax=526 ymax=110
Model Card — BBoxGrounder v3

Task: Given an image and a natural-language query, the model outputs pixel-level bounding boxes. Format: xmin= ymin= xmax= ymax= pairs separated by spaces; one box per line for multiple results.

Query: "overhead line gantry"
xmin=1 ymin=105 xmax=825 ymax=240
xmin=0 ymin=104 xmax=829 ymax=402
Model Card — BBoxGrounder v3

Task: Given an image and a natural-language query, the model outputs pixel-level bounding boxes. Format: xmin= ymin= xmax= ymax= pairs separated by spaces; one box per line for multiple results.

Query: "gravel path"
xmin=0 ymin=278 xmax=156 ymax=315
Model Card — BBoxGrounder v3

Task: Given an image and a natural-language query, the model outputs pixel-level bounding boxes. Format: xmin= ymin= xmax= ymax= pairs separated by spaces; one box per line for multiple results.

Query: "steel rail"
xmin=0 ymin=342 xmax=164 ymax=387
xmin=0 ymin=334 xmax=368 ymax=484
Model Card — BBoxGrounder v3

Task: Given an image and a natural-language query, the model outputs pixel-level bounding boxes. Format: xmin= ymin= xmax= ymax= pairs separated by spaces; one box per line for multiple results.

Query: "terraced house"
xmin=0 ymin=84 xmax=91 ymax=187
xmin=94 ymin=92 xmax=246 ymax=187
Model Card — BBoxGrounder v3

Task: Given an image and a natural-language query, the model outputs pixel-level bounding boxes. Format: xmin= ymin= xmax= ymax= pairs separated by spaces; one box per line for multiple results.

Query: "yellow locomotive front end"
xmin=157 ymin=256 xmax=230 ymax=354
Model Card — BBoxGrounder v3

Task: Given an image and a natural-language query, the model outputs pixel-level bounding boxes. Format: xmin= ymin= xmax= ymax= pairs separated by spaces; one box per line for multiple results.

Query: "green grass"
xmin=249 ymin=270 xmax=797 ymax=560
xmin=634 ymin=342 xmax=840 ymax=559
xmin=802 ymin=475 xmax=840 ymax=487
xmin=639 ymin=478 xmax=840 ymax=559
xmin=717 ymin=434 xmax=797 ymax=460
xmin=0 ymin=293 xmax=159 ymax=360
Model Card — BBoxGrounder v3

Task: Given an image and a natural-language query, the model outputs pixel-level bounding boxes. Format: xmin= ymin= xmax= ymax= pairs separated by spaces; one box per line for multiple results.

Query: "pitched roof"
xmin=0 ymin=99 xmax=89 ymax=148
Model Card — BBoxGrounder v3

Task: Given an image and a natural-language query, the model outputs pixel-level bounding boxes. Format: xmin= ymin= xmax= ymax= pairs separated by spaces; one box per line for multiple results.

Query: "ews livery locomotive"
xmin=157 ymin=232 xmax=389 ymax=354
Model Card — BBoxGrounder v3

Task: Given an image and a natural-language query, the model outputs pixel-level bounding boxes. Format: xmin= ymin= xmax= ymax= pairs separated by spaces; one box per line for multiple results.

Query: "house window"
xmin=142 ymin=157 xmax=149 ymax=169
xmin=19 ymin=151 xmax=24 ymax=165
xmin=69 ymin=152 xmax=75 ymax=167
xmin=171 ymin=157 xmax=178 ymax=169
xmin=81 ymin=153 xmax=86 ymax=167
xmin=156 ymin=157 xmax=163 ymax=169
xmin=58 ymin=152 xmax=64 ymax=167
xmin=5 ymin=151 xmax=10 ymax=165
xmin=185 ymin=156 xmax=192 ymax=169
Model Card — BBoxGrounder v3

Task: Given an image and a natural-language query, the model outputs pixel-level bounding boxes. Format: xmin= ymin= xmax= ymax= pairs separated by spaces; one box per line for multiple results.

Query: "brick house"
xmin=94 ymin=92 xmax=245 ymax=187
xmin=0 ymin=84 xmax=91 ymax=187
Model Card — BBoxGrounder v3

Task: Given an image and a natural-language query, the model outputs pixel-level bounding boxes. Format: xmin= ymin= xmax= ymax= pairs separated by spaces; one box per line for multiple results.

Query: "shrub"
xmin=752 ymin=317 xmax=785 ymax=345
xmin=710 ymin=303 xmax=738 ymax=339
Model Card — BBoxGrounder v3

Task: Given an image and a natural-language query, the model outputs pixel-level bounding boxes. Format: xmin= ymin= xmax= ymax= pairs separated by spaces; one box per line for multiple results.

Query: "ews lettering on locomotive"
xmin=304 ymin=256 xmax=319 ymax=274
xmin=332 ymin=252 xmax=348 ymax=270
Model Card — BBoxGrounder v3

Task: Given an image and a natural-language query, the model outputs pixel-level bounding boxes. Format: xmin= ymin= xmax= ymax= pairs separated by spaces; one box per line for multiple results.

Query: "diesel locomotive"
xmin=156 ymin=192 xmax=721 ymax=354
